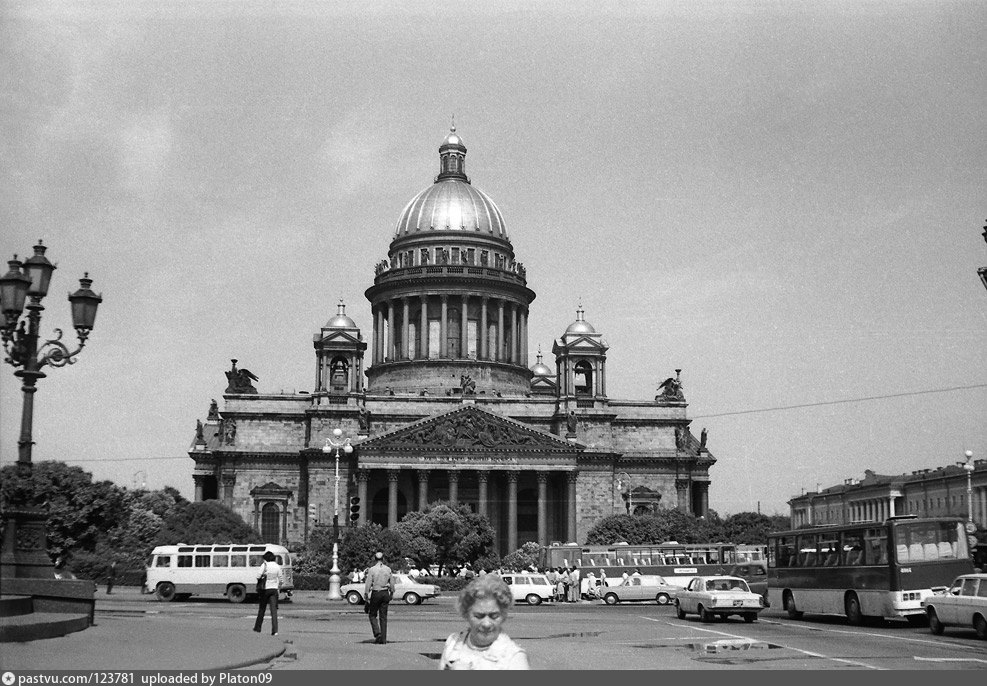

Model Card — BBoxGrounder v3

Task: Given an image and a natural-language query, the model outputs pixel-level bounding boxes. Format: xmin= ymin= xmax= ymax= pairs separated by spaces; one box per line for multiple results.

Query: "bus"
xmin=144 ymin=543 xmax=294 ymax=604
xmin=538 ymin=542 xmax=746 ymax=588
xmin=767 ymin=515 xmax=973 ymax=625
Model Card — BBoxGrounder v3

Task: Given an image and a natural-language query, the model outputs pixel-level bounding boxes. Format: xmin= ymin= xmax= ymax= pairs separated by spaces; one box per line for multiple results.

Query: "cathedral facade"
xmin=189 ymin=129 xmax=717 ymax=553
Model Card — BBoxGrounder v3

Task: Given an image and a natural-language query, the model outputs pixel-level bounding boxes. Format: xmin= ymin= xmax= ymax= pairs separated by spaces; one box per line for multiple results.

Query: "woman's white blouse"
xmin=439 ymin=630 xmax=530 ymax=670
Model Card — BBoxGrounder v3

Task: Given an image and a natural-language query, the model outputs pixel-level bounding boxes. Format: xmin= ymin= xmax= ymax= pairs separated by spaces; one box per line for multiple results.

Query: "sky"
xmin=1 ymin=0 xmax=985 ymax=517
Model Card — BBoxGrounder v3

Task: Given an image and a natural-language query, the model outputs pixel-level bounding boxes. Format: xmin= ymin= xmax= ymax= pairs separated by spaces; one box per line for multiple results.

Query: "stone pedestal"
xmin=0 ymin=507 xmax=54 ymax=579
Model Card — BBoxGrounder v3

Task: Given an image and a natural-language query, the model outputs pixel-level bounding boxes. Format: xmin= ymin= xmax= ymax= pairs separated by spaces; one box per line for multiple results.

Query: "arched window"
xmin=574 ymin=361 xmax=593 ymax=395
xmin=330 ymin=357 xmax=348 ymax=391
xmin=261 ymin=503 xmax=280 ymax=543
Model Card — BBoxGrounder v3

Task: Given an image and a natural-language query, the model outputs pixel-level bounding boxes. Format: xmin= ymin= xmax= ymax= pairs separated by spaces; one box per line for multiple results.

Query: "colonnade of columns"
xmin=972 ymin=486 xmax=987 ymax=528
xmin=370 ymin=294 xmax=529 ymax=366
xmin=353 ymin=467 xmax=577 ymax=547
xmin=848 ymin=497 xmax=897 ymax=523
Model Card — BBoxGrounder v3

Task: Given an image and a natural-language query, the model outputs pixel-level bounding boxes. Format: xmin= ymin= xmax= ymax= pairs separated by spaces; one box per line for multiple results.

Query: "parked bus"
xmin=144 ymin=543 xmax=294 ymax=604
xmin=767 ymin=515 xmax=973 ymax=625
xmin=539 ymin=542 xmax=744 ymax=588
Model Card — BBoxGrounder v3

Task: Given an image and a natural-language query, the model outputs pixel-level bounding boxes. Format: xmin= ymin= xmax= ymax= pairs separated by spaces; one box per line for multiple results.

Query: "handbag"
xmin=256 ymin=562 xmax=267 ymax=595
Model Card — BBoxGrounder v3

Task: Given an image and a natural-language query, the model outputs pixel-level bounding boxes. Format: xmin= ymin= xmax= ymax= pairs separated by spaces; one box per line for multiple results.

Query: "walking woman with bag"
xmin=253 ymin=551 xmax=282 ymax=636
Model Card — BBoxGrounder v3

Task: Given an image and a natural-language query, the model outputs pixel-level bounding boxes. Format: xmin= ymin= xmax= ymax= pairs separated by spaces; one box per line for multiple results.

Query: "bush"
xmin=292 ymin=573 xmax=334 ymax=591
xmin=426 ymin=576 xmax=471 ymax=594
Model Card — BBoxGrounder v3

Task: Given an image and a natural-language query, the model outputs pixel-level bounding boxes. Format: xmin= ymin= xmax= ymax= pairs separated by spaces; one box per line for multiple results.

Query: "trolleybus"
xmin=767 ymin=515 xmax=973 ymax=624
xmin=145 ymin=543 xmax=294 ymax=603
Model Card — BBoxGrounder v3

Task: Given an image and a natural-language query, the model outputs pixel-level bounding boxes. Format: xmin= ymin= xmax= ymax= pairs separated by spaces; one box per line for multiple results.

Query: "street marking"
xmin=642 ymin=617 xmax=884 ymax=670
xmin=766 ymin=618 xmax=980 ymax=649
xmin=915 ymin=657 xmax=987 ymax=664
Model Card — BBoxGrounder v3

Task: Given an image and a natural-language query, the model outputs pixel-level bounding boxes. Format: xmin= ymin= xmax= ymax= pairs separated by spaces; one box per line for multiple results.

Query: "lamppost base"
xmin=327 ymin=542 xmax=343 ymax=600
xmin=0 ymin=507 xmax=56 ymax=579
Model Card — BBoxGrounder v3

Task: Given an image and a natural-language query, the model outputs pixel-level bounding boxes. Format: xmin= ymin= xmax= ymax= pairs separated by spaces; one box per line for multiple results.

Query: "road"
xmin=97 ymin=590 xmax=987 ymax=670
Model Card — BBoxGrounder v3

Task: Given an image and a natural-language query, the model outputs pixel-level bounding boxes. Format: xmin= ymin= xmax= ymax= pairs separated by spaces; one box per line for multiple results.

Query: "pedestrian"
xmin=105 ymin=560 xmax=118 ymax=595
xmin=364 ymin=550 xmax=395 ymax=644
xmin=439 ymin=574 xmax=530 ymax=670
xmin=569 ymin=566 xmax=581 ymax=602
xmin=555 ymin=567 xmax=566 ymax=602
xmin=599 ymin=569 xmax=607 ymax=590
xmin=253 ymin=551 xmax=281 ymax=636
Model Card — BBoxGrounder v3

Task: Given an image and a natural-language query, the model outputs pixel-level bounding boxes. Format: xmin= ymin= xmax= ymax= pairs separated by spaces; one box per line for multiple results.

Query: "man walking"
xmin=364 ymin=551 xmax=395 ymax=644
xmin=106 ymin=560 xmax=117 ymax=595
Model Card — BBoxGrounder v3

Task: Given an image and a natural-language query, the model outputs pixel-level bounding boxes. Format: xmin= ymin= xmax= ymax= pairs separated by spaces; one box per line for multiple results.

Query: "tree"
xmin=338 ymin=523 xmax=405 ymax=573
xmin=155 ymin=500 xmax=261 ymax=545
xmin=392 ymin=501 xmax=496 ymax=574
xmin=500 ymin=541 xmax=541 ymax=572
xmin=721 ymin=512 xmax=784 ymax=544
xmin=0 ymin=461 xmax=128 ymax=558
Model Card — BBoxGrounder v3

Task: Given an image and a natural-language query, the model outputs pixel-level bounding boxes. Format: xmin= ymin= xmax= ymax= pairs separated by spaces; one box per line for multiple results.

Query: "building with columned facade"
xmin=189 ymin=128 xmax=718 ymax=553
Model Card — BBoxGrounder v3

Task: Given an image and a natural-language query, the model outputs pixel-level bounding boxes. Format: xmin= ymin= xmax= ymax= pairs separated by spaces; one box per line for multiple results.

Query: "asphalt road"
xmin=96 ymin=590 xmax=987 ymax=670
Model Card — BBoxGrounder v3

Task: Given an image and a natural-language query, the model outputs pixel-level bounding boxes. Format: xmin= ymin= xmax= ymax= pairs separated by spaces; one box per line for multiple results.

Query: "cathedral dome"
xmin=393 ymin=127 xmax=508 ymax=242
xmin=565 ymin=306 xmax=596 ymax=334
xmin=530 ymin=349 xmax=553 ymax=377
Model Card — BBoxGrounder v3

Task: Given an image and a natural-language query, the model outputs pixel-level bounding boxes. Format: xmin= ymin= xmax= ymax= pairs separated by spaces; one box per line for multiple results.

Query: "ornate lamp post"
xmin=322 ymin=427 xmax=353 ymax=600
xmin=959 ymin=450 xmax=975 ymax=526
xmin=0 ymin=240 xmax=102 ymax=579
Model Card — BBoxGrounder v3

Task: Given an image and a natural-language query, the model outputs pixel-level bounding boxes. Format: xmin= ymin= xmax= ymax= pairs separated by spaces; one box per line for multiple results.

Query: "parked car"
xmin=600 ymin=575 xmax=678 ymax=605
xmin=727 ymin=560 xmax=769 ymax=607
xmin=675 ymin=575 xmax=765 ymax=623
xmin=341 ymin=573 xmax=441 ymax=606
xmin=500 ymin=572 xmax=555 ymax=605
xmin=921 ymin=573 xmax=987 ymax=639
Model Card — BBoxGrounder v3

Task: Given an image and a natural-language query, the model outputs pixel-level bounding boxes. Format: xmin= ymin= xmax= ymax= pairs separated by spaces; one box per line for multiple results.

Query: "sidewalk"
xmin=0 ymin=587 xmax=285 ymax=671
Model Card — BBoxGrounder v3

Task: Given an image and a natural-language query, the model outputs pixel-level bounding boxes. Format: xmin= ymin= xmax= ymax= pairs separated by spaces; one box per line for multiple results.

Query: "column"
xmin=537 ymin=472 xmax=548 ymax=546
xmin=699 ymin=482 xmax=709 ymax=517
xmin=417 ymin=470 xmax=429 ymax=511
xmin=440 ymin=296 xmax=449 ymax=358
xmin=521 ymin=308 xmax=528 ymax=367
xmin=497 ymin=300 xmax=505 ymax=361
xmin=193 ymin=475 xmax=205 ymax=502
xmin=600 ymin=359 xmax=607 ymax=397
xmin=566 ymin=472 xmax=578 ymax=543
xmin=510 ymin=303 xmax=519 ymax=364
xmin=477 ymin=471 xmax=489 ymax=518
xmin=888 ymin=495 xmax=896 ymax=518
xmin=480 ymin=297 xmax=488 ymax=360
xmin=419 ymin=295 xmax=428 ymax=359
xmin=675 ymin=479 xmax=689 ymax=513
xmin=402 ymin=297 xmax=410 ymax=359
xmin=356 ymin=470 xmax=369 ymax=526
xmin=221 ymin=474 xmax=235 ymax=508
xmin=461 ymin=294 xmax=469 ymax=359
xmin=507 ymin=472 xmax=518 ymax=553
xmin=448 ymin=470 xmax=459 ymax=505
xmin=387 ymin=300 xmax=396 ymax=361
xmin=387 ymin=470 xmax=400 ymax=528
xmin=373 ymin=306 xmax=381 ymax=364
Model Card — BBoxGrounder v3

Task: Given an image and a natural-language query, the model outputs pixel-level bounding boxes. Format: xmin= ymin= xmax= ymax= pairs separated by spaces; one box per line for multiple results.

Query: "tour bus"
xmin=539 ymin=542 xmax=742 ymax=588
xmin=767 ymin=515 xmax=973 ymax=625
xmin=145 ymin=543 xmax=294 ymax=603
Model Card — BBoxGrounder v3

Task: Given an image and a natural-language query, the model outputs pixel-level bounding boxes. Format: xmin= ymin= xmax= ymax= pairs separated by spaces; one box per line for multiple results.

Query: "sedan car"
xmin=341 ymin=573 xmax=441 ymax=606
xmin=500 ymin=573 xmax=555 ymax=605
xmin=675 ymin=575 xmax=765 ymax=623
xmin=726 ymin=561 xmax=769 ymax=607
xmin=600 ymin=575 xmax=678 ymax=605
xmin=921 ymin=573 xmax=987 ymax=639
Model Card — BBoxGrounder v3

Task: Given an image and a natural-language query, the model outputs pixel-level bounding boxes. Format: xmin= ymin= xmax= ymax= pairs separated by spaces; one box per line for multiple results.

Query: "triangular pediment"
xmin=316 ymin=330 xmax=363 ymax=346
xmin=358 ymin=405 xmax=582 ymax=453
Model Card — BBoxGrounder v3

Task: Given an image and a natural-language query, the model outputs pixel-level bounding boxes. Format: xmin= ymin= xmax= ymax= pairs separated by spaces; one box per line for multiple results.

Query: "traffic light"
xmin=349 ymin=496 xmax=361 ymax=523
xmin=309 ymin=503 xmax=318 ymax=521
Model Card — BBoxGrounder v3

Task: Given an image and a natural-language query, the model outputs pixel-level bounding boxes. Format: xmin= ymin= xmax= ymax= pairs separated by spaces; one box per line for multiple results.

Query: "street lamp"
xmin=959 ymin=450 xmax=975 ymax=526
xmin=323 ymin=427 xmax=353 ymax=600
xmin=1 ymin=241 xmax=102 ymax=579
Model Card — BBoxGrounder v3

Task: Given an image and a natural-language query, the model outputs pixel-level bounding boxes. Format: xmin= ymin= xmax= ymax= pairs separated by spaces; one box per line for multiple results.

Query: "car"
xmin=726 ymin=560 xmax=769 ymax=607
xmin=500 ymin=572 xmax=555 ymax=605
xmin=340 ymin=573 xmax=441 ymax=606
xmin=921 ymin=573 xmax=987 ymax=640
xmin=675 ymin=575 xmax=765 ymax=623
xmin=599 ymin=575 xmax=678 ymax=605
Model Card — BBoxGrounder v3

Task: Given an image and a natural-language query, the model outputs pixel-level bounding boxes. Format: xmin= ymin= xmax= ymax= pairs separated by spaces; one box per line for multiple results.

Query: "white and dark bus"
xmin=767 ymin=515 xmax=973 ymax=624
xmin=144 ymin=543 xmax=294 ymax=603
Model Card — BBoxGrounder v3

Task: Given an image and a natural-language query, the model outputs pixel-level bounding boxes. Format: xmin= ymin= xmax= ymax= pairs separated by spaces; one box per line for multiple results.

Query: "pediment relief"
xmin=250 ymin=481 xmax=292 ymax=496
xmin=359 ymin=406 xmax=580 ymax=452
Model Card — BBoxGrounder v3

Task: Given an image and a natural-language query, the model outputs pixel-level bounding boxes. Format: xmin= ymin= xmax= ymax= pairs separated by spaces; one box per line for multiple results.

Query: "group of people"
xmin=252 ymin=550 xmax=529 ymax=669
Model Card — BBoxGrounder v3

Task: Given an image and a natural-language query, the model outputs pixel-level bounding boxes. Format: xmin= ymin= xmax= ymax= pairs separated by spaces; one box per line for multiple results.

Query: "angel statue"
xmin=225 ymin=359 xmax=259 ymax=394
xmin=656 ymin=374 xmax=685 ymax=402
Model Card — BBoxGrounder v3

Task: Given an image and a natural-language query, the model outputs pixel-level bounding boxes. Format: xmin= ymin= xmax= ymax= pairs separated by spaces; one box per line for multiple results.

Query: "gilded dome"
xmin=564 ymin=306 xmax=596 ymax=335
xmin=324 ymin=301 xmax=356 ymax=329
xmin=530 ymin=349 xmax=553 ymax=377
xmin=393 ymin=128 xmax=509 ymax=241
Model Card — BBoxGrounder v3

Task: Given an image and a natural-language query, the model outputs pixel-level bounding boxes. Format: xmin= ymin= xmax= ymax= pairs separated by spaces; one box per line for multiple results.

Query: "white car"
xmin=922 ymin=573 xmax=987 ymax=640
xmin=340 ymin=573 xmax=441 ymax=606
xmin=675 ymin=575 xmax=765 ymax=623
xmin=500 ymin=573 xmax=555 ymax=605
xmin=599 ymin=575 xmax=678 ymax=605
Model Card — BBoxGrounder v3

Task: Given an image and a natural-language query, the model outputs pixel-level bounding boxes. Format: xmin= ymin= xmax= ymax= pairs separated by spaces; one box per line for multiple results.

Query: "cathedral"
xmin=189 ymin=128 xmax=717 ymax=553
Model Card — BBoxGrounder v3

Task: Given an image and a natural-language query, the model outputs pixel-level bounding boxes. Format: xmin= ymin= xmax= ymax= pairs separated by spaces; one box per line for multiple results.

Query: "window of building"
xmin=466 ymin=248 xmax=475 ymax=265
xmin=467 ymin=320 xmax=478 ymax=359
xmin=261 ymin=503 xmax=280 ymax=543
xmin=574 ymin=360 xmax=593 ymax=395
xmin=428 ymin=320 xmax=441 ymax=359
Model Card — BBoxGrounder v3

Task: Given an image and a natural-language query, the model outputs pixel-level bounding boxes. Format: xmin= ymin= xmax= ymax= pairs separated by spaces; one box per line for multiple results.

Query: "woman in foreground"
xmin=440 ymin=574 xmax=530 ymax=670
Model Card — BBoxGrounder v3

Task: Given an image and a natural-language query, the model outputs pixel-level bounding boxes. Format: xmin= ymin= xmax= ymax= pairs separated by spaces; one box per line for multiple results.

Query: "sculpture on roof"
xmin=460 ymin=374 xmax=476 ymax=395
xmin=358 ymin=402 xmax=372 ymax=432
xmin=207 ymin=398 xmax=220 ymax=420
xmin=657 ymin=370 xmax=685 ymax=402
xmin=195 ymin=419 xmax=205 ymax=444
xmin=225 ymin=359 xmax=259 ymax=394
xmin=566 ymin=410 xmax=578 ymax=434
